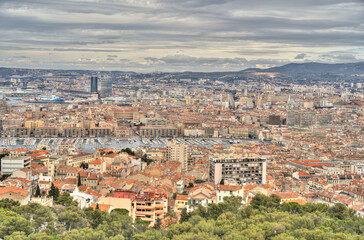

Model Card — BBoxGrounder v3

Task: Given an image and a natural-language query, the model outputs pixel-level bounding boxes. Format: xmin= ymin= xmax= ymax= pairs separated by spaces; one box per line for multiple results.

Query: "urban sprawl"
xmin=0 ymin=68 xmax=363 ymax=228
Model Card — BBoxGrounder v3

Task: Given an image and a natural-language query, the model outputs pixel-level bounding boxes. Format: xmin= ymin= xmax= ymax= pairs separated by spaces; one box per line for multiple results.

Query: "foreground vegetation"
xmin=0 ymin=194 xmax=363 ymax=239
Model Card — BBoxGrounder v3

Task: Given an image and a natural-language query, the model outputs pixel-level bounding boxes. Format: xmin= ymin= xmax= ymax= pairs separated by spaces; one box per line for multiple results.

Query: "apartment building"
xmin=1 ymin=149 xmax=31 ymax=175
xmin=63 ymin=127 xmax=86 ymax=137
xmin=89 ymin=127 xmax=111 ymax=137
xmin=6 ymin=127 xmax=30 ymax=137
xmin=209 ymin=156 xmax=266 ymax=185
xmin=132 ymin=191 xmax=168 ymax=227
xmin=34 ymin=127 xmax=58 ymax=137
xmin=166 ymin=141 xmax=188 ymax=170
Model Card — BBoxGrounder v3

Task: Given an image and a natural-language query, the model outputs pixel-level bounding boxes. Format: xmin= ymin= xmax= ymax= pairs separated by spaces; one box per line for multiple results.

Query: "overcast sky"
xmin=0 ymin=0 xmax=363 ymax=72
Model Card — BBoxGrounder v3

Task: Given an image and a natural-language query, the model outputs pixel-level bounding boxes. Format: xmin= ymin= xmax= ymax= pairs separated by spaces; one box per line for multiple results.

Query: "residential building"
xmin=209 ymin=156 xmax=266 ymax=185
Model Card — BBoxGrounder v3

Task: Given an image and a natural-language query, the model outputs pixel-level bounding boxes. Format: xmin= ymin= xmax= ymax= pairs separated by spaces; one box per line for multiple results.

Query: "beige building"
xmin=34 ymin=127 xmax=58 ymax=137
xmin=140 ymin=126 xmax=178 ymax=137
xmin=0 ymin=186 xmax=31 ymax=205
xmin=25 ymin=120 xmax=44 ymax=132
xmin=166 ymin=141 xmax=188 ymax=170
xmin=63 ymin=127 xmax=86 ymax=137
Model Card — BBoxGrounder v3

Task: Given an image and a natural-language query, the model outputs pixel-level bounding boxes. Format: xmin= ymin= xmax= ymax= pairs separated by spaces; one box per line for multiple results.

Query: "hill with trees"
xmin=0 ymin=194 xmax=363 ymax=240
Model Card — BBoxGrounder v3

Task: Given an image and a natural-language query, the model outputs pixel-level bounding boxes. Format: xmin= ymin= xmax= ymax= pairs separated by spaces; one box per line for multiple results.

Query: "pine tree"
xmin=35 ymin=185 xmax=41 ymax=197
xmin=180 ymin=208 xmax=190 ymax=223
xmin=48 ymin=183 xmax=60 ymax=201
xmin=77 ymin=173 xmax=82 ymax=187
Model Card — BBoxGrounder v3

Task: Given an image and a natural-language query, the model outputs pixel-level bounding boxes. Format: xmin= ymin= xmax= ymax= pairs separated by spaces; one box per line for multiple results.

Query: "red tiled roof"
xmin=0 ymin=186 xmax=29 ymax=196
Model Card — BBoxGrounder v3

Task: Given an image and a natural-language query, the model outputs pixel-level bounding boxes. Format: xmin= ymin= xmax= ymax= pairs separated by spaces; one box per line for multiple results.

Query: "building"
xmin=91 ymin=76 xmax=98 ymax=94
xmin=166 ymin=141 xmax=188 ymax=170
xmin=268 ymin=115 xmax=281 ymax=125
xmin=0 ymin=186 xmax=31 ymax=205
xmin=209 ymin=156 xmax=266 ymax=185
xmin=132 ymin=191 xmax=168 ymax=227
xmin=140 ymin=126 xmax=178 ymax=137
xmin=25 ymin=120 xmax=44 ymax=132
xmin=174 ymin=195 xmax=188 ymax=213
xmin=89 ymin=127 xmax=111 ymax=137
xmin=34 ymin=127 xmax=58 ymax=137
xmin=1 ymin=149 xmax=31 ymax=175
xmin=6 ymin=127 xmax=30 ymax=137
xmin=216 ymin=184 xmax=245 ymax=203
xmin=99 ymin=76 xmax=113 ymax=97
xmin=63 ymin=127 xmax=85 ymax=137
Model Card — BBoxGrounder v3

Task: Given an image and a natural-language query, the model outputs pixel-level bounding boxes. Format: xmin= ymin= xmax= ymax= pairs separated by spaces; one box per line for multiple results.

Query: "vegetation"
xmin=0 ymin=194 xmax=363 ymax=240
xmin=120 ymin=148 xmax=135 ymax=156
xmin=80 ymin=162 xmax=88 ymax=169
xmin=141 ymin=154 xmax=153 ymax=166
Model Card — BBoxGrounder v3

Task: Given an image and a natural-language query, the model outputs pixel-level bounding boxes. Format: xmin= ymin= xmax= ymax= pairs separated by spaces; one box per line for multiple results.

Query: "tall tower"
xmin=91 ymin=76 xmax=98 ymax=94
xmin=100 ymin=76 xmax=113 ymax=98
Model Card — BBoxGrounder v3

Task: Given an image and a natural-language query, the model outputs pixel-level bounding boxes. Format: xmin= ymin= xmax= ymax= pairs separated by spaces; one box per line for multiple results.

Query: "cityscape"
xmin=0 ymin=0 xmax=363 ymax=239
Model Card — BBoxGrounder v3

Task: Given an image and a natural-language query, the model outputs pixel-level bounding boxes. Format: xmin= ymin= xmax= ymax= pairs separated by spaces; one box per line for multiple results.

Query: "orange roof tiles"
xmin=0 ymin=186 xmax=29 ymax=197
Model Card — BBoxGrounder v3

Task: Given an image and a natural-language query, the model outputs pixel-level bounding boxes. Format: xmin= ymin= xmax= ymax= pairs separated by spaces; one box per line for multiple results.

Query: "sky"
xmin=0 ymin=0 xmax=363 ymax=72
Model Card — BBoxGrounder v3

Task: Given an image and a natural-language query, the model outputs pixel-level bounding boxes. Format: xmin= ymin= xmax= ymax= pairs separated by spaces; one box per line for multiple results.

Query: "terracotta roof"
xmin=11 ymin=148 xmax=29 ymax=152
xmin=90 ymin=203 xmax=112 ymax=212
xmin=217 ymin=185 xmax=242 ymax=191
xmin=176 ymin=195 xmax=189 ymax=201
xmin=89 ymin=159 xmax=102 ymax=165
xmin=0 ymin=186 xmax=29 ymax=197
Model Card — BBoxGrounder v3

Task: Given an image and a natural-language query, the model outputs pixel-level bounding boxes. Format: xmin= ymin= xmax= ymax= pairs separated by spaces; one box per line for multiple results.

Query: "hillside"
xmin=0 ymin=194 xmax=363 ymax=240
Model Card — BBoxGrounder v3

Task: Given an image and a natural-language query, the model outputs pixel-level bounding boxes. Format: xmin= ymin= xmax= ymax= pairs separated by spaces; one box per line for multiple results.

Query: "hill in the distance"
xmin=252 ymin=62 xmax=364 ymax=74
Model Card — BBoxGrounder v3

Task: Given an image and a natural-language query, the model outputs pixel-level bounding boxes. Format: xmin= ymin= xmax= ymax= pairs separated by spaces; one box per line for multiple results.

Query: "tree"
xmin=219 ymin=179 xmax=225 ymax=185
xmin=329 ymin=203 xmax=349 ymax=220
xmin=180 ymin=208 xmax=190 ymax=223
xmin=0 ymin=199 xmax=20 ymax=210
xmin=57 ymin=206 xmax=87 ymax=231
xmin=80 ymin=162 xmax=88 ymax=169
xmin=77 ymin=174 xmax=81 ymax=187
xmin=111 ymin=208 xmax=129 ymax=216
xmin=48 ymin=183 xmax=60 ymax=201
xmin=188 ymin=182 xmax=194 ymax=188
xmin=34 ymin=185 xmax=41 ymax=197
xmin=55 ymin=192 xmax=76 ymax=207
xmin=141 ymin=154 xmax=153 ymax=165
xmin=250 ymin=193 xmax=281 ymax=211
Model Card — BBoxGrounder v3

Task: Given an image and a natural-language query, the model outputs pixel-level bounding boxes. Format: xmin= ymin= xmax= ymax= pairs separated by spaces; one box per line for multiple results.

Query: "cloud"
xmin=295 ymin=53 xmax=306 ymax=59
xmin=0 ymin=0 xmax=363 ymax=71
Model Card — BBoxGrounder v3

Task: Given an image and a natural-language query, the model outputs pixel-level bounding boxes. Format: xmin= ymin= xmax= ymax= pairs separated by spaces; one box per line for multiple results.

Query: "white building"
xmin=1 ymin=150 xmax=31 ymax=175
xmin=216 ymin=184 xmax=245 ymax=204
xmin=70 ymin=192 xmax=97 ymax=208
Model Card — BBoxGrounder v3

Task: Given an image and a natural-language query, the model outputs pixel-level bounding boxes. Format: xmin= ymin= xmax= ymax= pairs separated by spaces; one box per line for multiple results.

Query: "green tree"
xmin=55 ymin=192 xmax=76 ymax=207
xmin=329 ymin=203 xmax=349 ymax=220
xmin=57 ymin=206 xmax=87 ymax=231
xmin=180 ymin=208 xmax=190 ymax=223
xmin=0 ymin=199 xmax=20 ymax=210
xmin=77 ymin=174 xmax=81 ymax=187
xmin=34 ymin=185 xmax=41 ymax=197
xmin=219 ymin=179 xmax=225 ymax=185
xmin=48 ymin=183 xmax=60 ymax=201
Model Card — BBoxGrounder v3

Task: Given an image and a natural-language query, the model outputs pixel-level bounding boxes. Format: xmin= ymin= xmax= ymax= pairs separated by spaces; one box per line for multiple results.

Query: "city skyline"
xmin=0 ymin=0 xmax=363 ymax=72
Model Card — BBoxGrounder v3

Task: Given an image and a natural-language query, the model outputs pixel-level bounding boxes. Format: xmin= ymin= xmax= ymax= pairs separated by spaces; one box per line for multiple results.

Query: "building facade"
xmin=209 ymin=156 xmax=266 ymax=185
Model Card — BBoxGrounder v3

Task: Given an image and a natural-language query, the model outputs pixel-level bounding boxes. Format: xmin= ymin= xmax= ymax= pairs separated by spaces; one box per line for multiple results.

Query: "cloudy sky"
xmin=0 ymin=0 xmax=363 ymax=72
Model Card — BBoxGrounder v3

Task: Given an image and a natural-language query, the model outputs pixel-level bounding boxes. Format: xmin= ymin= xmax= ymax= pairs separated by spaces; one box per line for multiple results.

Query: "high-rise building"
xmin=209 ymin=156 xmax=266 ymax=185
xmin=100 ymin=76 xmax=113 ymax=97
xmin=91 ymin=76 xmax=98 ymax=94
xmin=166 ymin=141 xmax=188 ymax=170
